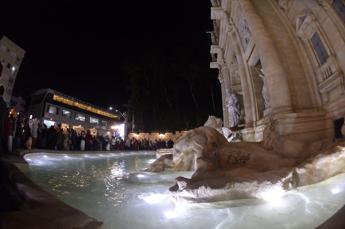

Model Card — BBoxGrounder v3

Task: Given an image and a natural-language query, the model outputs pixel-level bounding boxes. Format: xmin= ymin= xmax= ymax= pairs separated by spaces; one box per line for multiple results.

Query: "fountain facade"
xmin=148 ymin=0 xmax=345 ymax=206
xmin=210 ymin=0 xmax=345 ymax=147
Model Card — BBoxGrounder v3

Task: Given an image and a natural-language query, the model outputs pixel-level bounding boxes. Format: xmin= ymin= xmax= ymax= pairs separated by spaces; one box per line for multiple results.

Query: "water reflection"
xmin=21 ymin=152 xmax=345 ymax=229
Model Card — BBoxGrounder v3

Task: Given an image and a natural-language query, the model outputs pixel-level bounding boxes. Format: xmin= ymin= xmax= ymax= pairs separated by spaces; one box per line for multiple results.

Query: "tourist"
xmin=85 ymin=130 xmax=93 ymax=151
xmin=4 ymin=114 xmax=15 ymax=152
xmin=0 ymin=86 xmax=7 ymax=153
xmin=63 ymin=129 xmax=70 ymax=150
xmin=80 ymin=131 xmax=86 ymax=151
xmin=125 ymin=138 xmax=130 ymax=150
xmin=13 ymin=116 xmax=23 ymax=150
xmin=29 ymin=118 xmax=39 ymax=149
xmin=167 ymin=139 xmax=174 ymax=148
xmin=69 ymin=128 xmax=78 ymax=150
xmin=38 ymin=124 xmax=48 ymax=149
xmin=23 ymin=122 xmax=32 ymax=150
xmin=56 ymin=124 xmax=64 ymax=150
xmin=47 ymin=126 xmax=57 ymax=150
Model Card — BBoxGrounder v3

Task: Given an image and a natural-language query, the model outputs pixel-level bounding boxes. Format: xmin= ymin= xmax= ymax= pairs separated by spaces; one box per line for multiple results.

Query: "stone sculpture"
xmin=277 ymin=0 xmax=290 ymax=10
xmin=146 ymin=125 xmax=344 ymax=203
xmin=225 ymin=90 xmax=241 ymax=127
xmin=204 ymin=116 xmax=223 ymax=132
xmin=256 ymin=67 xmax=270 ymax=111
xmin=146 ymin=127 xmax=228 ymax=173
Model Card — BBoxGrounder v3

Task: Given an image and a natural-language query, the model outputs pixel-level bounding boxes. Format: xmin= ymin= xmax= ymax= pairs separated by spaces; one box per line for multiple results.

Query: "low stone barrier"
xmin=0 ymin=159 xmax=102 ymax=229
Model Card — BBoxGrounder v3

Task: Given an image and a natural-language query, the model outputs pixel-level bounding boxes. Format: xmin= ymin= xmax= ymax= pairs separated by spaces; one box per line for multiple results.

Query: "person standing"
xmin=0 ymin=86 xmax=8 ymax=153
xmin=23 ymin=122 xmax=32 ymax=150
xmin=30 ymin=118 xmax=39 ymax=149
xmin=85 ymin=130 xmax=93 ymax=151
xmin=4 ymin=114 xmax=15 ymax=152
xmin=80 ymin=131 xmax=86 ymax=151
xmin=38 ymin=124 xmax=48 ymax=149
xmin=56 ymin=124 xmax=64 ymax=150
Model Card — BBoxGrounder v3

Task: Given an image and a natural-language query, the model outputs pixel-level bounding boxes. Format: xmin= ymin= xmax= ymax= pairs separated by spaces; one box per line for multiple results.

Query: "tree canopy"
xmin=125 ymin=46 xmax=221 ymax=132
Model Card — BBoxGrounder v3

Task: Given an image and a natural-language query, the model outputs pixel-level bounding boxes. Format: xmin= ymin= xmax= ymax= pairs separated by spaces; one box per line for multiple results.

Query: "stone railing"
xmin=318 ymin=55 xmax=337 ymax=82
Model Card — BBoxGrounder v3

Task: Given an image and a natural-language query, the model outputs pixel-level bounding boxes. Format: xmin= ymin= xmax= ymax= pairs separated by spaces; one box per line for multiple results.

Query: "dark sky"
xmin=0 ymin=0 xmax=218 ymax=111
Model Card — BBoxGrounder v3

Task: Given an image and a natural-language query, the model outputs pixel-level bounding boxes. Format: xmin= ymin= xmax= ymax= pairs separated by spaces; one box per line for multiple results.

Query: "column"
xmin=238 ymin=0 xmax=292 ymax=115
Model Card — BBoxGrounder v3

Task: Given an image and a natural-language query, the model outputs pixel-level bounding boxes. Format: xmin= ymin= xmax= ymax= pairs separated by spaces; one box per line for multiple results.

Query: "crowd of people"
xmin=1 ymin=115 xmax=174 ymax=152
xmin=0 ymin=86 xmax=174 ymax=153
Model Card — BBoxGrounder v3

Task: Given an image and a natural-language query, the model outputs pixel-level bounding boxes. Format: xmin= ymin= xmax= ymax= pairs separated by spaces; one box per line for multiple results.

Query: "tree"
xmin=125 ymin=47 xmax=221 ymax=132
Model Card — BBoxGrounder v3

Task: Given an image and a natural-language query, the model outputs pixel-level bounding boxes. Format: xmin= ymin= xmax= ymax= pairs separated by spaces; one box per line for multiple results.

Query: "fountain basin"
xmin=17 ymin=151 xmax=345 ymax=229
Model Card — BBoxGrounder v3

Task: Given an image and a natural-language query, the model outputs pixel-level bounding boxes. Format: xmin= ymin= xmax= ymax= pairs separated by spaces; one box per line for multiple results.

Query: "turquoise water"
xmin=19 ymin=152 xmax=345 ymax=229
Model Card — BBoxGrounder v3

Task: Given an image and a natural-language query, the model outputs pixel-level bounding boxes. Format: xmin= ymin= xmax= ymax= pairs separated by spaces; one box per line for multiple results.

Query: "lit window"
xmin=47 ymin=105 xmax=58 ymax=115
xmin=311 ymin=32 xmax=329 ymax=65
xmin=333 ymin=0 xmax=345 ymax=23
xmin=62 ymin=109 xmax=72 ymax=118
xmin=90 ymin=117 xmax=99 ymax=124
xmin=76 ymin=114 xmax=86 ymax=122
xmin=43 ymin=119 xmax=56 ymax=128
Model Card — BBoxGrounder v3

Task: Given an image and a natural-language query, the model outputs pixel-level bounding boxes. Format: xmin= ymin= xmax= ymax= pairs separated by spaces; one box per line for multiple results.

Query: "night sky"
xmin=0 ymin=0 xmax=220 ymax=118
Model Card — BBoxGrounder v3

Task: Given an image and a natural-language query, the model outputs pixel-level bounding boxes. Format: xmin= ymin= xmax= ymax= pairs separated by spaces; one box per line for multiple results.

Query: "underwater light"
xmin=331 ymin=187 xmax=341 ymax=194
xmin=148 ymin=159 xmax=156 ymax=164
xmin=136 ymin=174 xmax=146 ymax=178
xmin=163 ymin=209 xmax=180 ymax=219
xmin=139 ymin=193 xmax=167 ymax=205
xmin=163 ymin=205 xmax=187 ymax=220
xmin=259 ymin=186 xmax=286 ymax=207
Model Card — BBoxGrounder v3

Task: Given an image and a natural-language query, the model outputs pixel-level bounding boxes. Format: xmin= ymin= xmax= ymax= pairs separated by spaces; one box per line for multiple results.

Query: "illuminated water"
xmin=18 ymin=152 xmax=345 ymax=229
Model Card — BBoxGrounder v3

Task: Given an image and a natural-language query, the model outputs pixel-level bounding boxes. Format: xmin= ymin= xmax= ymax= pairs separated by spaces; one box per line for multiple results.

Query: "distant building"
xmin=0 ymin=36 xmax=25 ymax=105
xmin=28 ymin=89 xmax=125 ymax=137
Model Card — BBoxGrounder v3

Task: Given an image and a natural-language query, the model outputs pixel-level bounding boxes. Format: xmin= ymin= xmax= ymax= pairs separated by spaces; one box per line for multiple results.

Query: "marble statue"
xmin=257 ymin=68 xmax=270 ymax=111
xmin=146 ymin=123 xmax=345 ymax=203
xmin=225 ymin=90 xmax=241 ymax=127
xmin=204 ymin=115 xmax=223 ymax=132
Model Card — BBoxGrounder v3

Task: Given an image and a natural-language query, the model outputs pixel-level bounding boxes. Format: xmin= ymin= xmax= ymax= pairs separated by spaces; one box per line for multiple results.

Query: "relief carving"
xmin=238 ymin=17 xmax=252 ymax=50
xmin=277 ymin=0 xmax=291 ymax=10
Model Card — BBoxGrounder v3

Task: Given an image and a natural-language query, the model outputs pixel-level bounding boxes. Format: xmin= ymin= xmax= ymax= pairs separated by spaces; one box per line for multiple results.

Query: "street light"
xmin=115 ymin=109 xmax=126 ymax=121
xmin=111 ymin=109 xmax=127 ymax=140
xmin=108 ymin=106 xmax=113 ymax=111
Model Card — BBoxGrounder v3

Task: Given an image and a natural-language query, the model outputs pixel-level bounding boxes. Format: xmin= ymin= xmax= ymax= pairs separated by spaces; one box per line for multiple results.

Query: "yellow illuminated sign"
xmin=52 ymin=95 xmax=118 ymax=119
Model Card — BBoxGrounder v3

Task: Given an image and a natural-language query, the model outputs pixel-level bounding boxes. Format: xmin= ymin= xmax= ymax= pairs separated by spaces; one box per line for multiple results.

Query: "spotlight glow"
xmin=331 ymin=187 xmax=341 ymax=194
xmin=148 ymin=159 xmax=156 ymax=164
xmin=138 ymin=193 xmax=167 ymax=205
xmin=136 ymin=174 xmax=146 ymax=179
xmin=164 ymin=210 xmax=180 ymax=219
xmin=163 ymin=205 xmax=187 ymax=220
xmin=259 ymin=186 xmax=286 ymax=207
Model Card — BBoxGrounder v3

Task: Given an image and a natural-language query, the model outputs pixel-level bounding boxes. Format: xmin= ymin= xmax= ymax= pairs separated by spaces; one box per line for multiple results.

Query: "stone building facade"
xmin=210 ymin=0 xmax=345 ymax=144
xmin=0 ymin=36 xmax=25 ymax=105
